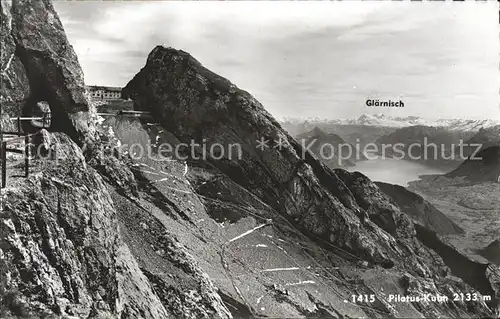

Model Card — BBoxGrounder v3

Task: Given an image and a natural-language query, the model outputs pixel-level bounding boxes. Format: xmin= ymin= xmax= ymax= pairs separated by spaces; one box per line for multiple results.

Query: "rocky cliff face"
xmin=295 ymin=127 xmax=365 ymax=169
xmin=456 ymin=125 xmax=500 ymax=158
xmin=374 ymin=125 xmax=473 ymax=170
xmin=0 ymin=0 xmax=94 ymax=144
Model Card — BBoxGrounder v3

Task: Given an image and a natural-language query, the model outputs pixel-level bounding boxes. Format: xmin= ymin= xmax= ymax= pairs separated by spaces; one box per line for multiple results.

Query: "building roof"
xmin=86 ymin=85 xmax=122 ymax=92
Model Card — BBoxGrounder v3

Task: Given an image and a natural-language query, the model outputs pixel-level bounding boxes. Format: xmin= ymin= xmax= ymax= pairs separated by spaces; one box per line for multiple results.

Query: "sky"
xmin=55 ymin=1 xmax=499 ymax=121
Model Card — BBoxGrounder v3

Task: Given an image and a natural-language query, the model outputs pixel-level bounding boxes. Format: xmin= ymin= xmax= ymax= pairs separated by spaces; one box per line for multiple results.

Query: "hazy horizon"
xmin=55 ymin=1 xmax=499 ymax=121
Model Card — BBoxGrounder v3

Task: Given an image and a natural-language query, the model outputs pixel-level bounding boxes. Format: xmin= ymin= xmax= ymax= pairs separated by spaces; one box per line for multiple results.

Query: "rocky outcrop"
xmin=414 ymin=225 xmax=500 ymax=315
xmin=447 ymin=146 xmax=500 ymax=182
xmin=375 ymin=181 xmax=464 ymax=235
xmin=35 ymin=129 xmax=85 ymax=162
xmin=0 ymin=2 xmax=232 ymax=316
xmin=295 ymin=127 xmax=365 ymax=169
xmin=88 ymin=154 xmax=139 ymax=198
xmin=374 ymin=125 xmax=474 ymax=170
xmin=0 ymin=149 xmax=167 ymax=318
xmin=0 ymin=0 xmax=94 ymax=145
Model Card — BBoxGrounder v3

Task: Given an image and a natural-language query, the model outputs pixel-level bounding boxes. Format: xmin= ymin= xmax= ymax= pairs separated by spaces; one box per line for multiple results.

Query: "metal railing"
xmin=1 ymin=133 xmax=35 ymax=188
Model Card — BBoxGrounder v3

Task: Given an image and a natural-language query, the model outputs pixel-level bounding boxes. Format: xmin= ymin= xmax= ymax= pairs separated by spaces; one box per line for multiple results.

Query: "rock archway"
xmin=20 ymin=78 xmax=86 ymax=141
xmin=2 ymin=0 xmax=93 ymax=145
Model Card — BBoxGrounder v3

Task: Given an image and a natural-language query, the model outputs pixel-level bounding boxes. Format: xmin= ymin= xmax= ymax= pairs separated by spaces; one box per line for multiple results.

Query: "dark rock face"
xmin=447 ymin=146 xmax=500 ymax=182
xmin=486 ymin=264 xmax=500 ymax=313
xmin=0 ymin=0 xmax=94 ymax=144
xmin=456 ymin=125 xmax=500 ymax=158
xmin=415 ymin=226 xmax=500 ymax=315
xmin=295 ymin=127 xmax=365 ymax=169
xmin=375 ymin=181 xmax=464 ymax=235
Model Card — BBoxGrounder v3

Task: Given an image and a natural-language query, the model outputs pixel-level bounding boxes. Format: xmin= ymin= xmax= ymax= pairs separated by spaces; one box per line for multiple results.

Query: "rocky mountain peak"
xmin=122 ymin=45 xmax=471 ymax=274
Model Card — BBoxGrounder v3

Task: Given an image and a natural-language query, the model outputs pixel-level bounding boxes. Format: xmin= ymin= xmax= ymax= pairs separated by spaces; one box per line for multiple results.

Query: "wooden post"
xmin=17 ymin=116 xmax=21 ymax=136
xmin=1 ymin=141 xmax=6 ymax=188
xmin=53 ymin=141 xmax=56 ymax=161
xmin=24 ymin=135 xmax=29 ymax=177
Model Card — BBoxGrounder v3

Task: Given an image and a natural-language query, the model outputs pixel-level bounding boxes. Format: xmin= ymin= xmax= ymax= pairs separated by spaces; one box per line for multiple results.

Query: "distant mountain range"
xmin=281 ymin=116 xmax=499 ymax=172
xmin=282 ymin=114 xmax=500 ymax=132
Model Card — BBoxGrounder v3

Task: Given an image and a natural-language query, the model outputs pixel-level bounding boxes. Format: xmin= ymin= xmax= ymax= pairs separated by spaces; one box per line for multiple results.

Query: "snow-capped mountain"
xmin=435 ymin=118 xmax=500 ymax=132
xmin=281 ymin=114 xmax=500 ymax=132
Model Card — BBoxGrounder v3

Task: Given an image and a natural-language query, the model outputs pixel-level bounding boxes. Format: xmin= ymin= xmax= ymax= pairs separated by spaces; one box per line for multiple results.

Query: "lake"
xmin=347 ymin=158 xmax=448 ymax=186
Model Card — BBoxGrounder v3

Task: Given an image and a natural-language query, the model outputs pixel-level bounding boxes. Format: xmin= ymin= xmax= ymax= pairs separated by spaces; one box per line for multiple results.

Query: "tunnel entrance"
xmin=21 ymin=90 xmax=80 ymax=142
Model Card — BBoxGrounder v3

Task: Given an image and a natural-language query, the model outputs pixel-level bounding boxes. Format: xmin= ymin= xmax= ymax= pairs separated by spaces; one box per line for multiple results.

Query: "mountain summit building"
xmin=86 ymin=85 xmax=122 ymax=100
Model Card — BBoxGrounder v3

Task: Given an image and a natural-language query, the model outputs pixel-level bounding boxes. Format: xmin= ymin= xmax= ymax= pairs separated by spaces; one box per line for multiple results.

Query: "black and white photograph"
xmin=0 ymin=0 xmax=499 ymax=318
